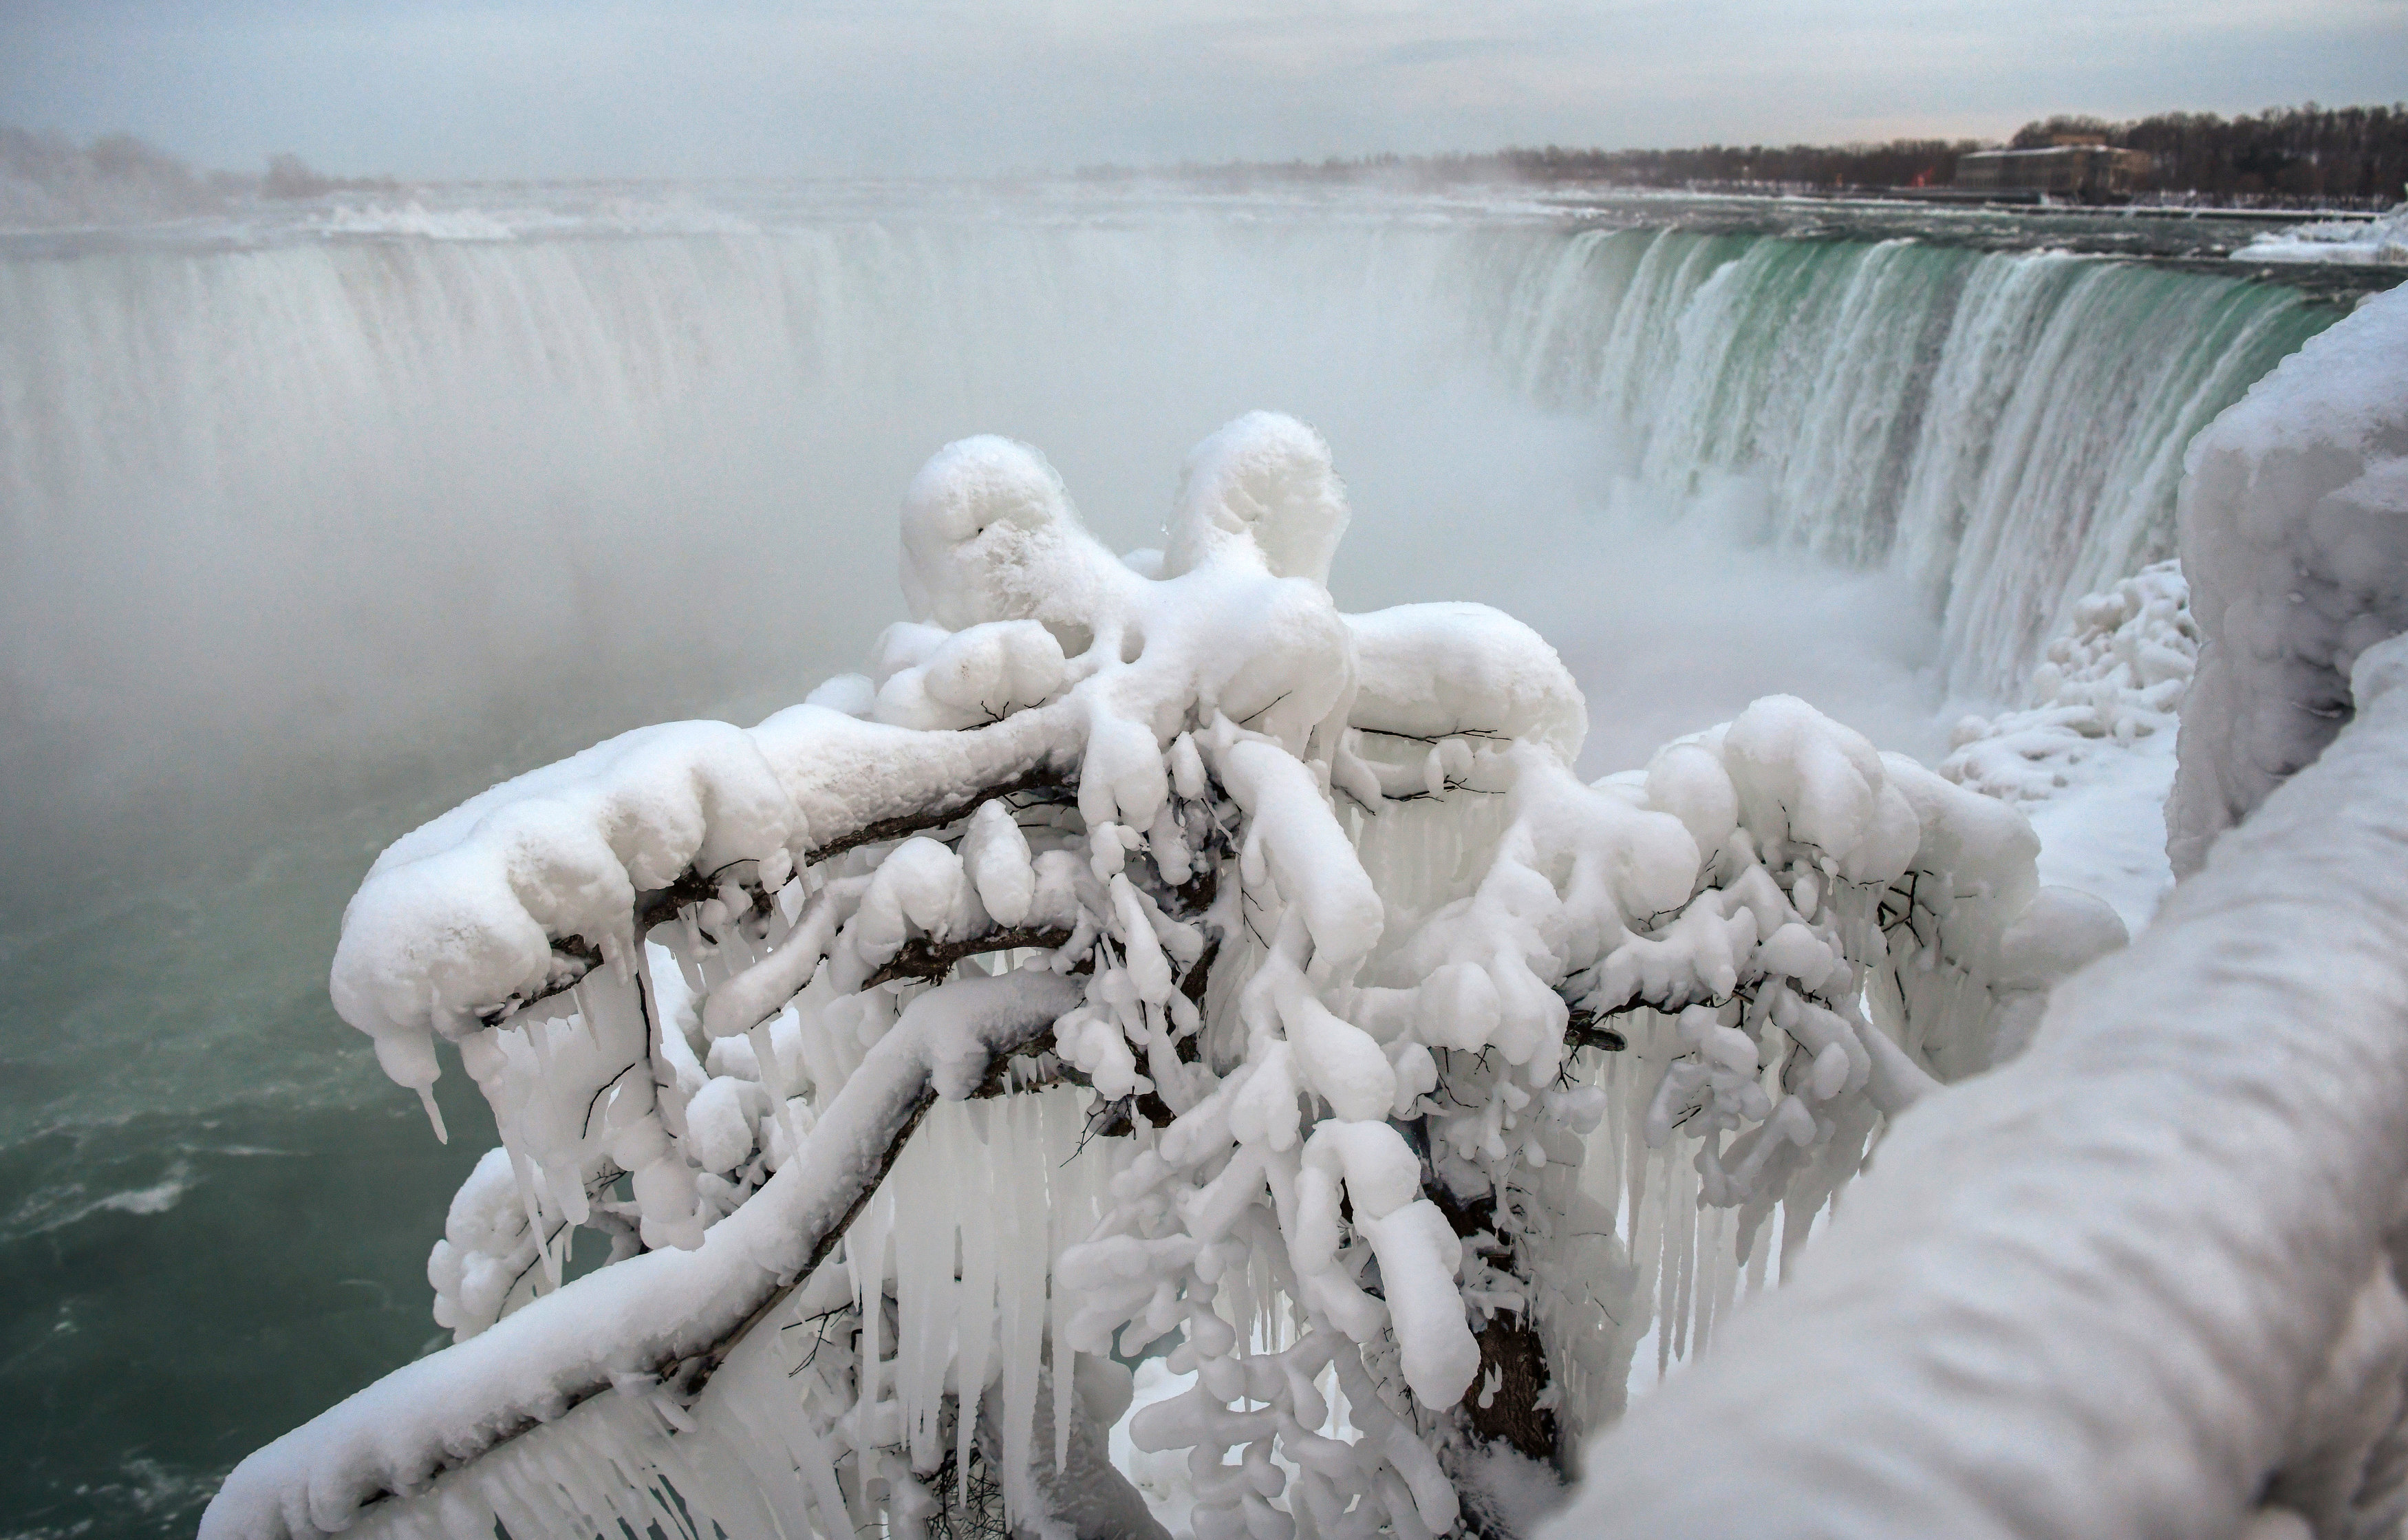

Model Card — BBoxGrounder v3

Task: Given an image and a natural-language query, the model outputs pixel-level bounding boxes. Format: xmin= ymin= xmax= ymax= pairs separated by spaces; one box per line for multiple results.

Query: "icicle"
xmin=846 ymin=1184 xmax=895 ymax=1461
xmin=1651 ymin=1151 xmax=1675 ymax=1379
xmin=1670 ymin=1159 xmax=1696 ymax=1361
xmin=1047 ymin=1094 xmax=1082 ymax=1478
xmin=416 ymin=1083 xmax=448 ymax=1144
xmin=954 ymin=1109 xmax=999 ymax=1508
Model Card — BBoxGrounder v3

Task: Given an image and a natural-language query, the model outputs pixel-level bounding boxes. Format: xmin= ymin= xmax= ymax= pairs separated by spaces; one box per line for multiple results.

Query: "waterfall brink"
xmin=1490 ymin=226 xmax=2334 ymax=695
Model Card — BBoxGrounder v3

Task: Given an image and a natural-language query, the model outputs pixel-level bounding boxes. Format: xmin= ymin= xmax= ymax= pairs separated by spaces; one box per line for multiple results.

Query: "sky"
xmin=2 ymin=0 xmax=2402 ymax=179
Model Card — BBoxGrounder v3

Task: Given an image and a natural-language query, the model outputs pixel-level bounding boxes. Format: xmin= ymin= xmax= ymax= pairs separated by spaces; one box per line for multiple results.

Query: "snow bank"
xmin=2169 ymin=283 xmax=2408 ymax=875
xmin=2233 ymin=207 xmax=2408 ymax=268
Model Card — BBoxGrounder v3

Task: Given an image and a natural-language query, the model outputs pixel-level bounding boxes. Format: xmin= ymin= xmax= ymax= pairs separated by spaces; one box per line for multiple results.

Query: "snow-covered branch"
xmin=202 ymin=966 xmax=1083 ymax=1540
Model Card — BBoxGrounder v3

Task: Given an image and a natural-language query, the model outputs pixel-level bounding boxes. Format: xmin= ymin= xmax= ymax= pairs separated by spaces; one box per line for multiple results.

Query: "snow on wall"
xmin=2169 ymin=284 xmax=2408 ymax=876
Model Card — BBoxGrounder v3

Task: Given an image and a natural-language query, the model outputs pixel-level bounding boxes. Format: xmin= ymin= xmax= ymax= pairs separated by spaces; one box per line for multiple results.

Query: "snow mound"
xmin=2169 ymin=282 xmax=2408 ymax=875
xmin=1942 ymin=560 xmax=2196 ymax=802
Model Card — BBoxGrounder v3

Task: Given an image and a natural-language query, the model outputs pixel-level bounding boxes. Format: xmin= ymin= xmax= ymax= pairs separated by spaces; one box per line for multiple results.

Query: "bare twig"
xmin=861 ymin=927 xmax=1076 ymax=989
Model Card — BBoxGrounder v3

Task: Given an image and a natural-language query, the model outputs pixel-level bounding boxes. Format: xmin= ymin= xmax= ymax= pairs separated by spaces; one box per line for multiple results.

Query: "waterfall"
xmin=1489 ymin=226 xmax=2334 ymax=694
xmin=0 ymin=215 xmax=2333 ymax=910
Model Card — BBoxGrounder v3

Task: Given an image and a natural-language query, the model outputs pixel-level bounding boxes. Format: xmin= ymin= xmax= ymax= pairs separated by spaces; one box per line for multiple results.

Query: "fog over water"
xmin=0 ymin=183 xmax=2362 ymax=1537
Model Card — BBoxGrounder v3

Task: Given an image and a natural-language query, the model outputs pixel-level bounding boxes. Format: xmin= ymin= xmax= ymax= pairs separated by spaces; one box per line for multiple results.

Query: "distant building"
xmin=1954 ymin=145 xmax=2153 ymax=202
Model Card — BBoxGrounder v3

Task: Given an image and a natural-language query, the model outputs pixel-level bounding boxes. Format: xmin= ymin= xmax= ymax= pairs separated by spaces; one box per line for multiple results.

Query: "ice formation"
xmin=1942 ymin=560 xmax=2196 ymax=804
xmin=206 ymin=414 xmax=2097 ymax=1540
xmin=2169 ymin=283 xmax=2408 ymax=876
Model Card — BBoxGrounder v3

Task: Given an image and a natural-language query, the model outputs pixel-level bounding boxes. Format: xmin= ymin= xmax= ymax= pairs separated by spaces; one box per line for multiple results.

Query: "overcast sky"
xmin=3 ymin=0 xmax=2402 ymax=179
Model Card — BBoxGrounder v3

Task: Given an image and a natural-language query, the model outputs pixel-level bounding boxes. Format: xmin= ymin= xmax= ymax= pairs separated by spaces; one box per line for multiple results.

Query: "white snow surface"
xmin=2169 ymin=283 xmax=2408 ymax=875
xmin=2234 ymin=207 xmax=2408 ymax=268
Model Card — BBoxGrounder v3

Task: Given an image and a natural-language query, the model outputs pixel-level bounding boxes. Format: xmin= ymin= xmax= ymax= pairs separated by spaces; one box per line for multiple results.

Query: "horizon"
xmin=10 ymin=110 xmax=2399 ymax=193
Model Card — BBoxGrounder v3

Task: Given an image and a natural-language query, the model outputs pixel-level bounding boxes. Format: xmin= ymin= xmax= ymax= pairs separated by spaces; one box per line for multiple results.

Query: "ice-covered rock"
xmin=1944 ymin=560 xmax=2196 ymax=802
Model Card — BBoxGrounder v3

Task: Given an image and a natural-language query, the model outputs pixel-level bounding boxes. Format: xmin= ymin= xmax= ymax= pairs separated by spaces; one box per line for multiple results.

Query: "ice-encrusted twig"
xmin=200 ymin=967 xmax=1084 ymax=1540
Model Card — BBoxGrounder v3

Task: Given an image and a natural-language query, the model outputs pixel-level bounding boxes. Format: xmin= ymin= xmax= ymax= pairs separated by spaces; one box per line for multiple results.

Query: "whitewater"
xmin=0 ymin=181 xmax=2381 ymax=1539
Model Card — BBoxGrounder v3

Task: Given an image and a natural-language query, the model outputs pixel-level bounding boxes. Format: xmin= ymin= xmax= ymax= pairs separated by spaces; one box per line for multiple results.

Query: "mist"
xmin=0 ymin=208 xmax=1992 ymax=1155
xmin=0 ymin=212 xmax=1976 ymax=929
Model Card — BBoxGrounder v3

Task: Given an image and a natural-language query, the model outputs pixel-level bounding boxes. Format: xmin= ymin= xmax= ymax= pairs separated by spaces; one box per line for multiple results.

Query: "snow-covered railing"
xmin=1552 ymin=632 xmax=2408 ymax=1538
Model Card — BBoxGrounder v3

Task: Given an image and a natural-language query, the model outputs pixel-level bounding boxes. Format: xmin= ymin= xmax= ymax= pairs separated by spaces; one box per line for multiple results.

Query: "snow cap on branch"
xmin=1164 ymin=409 xmax=1349 ymax=585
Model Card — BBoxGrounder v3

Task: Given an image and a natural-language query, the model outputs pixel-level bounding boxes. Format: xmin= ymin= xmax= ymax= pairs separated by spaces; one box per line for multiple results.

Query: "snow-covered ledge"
xmin=1551 ymin=632 xmax=2408 ymax=1537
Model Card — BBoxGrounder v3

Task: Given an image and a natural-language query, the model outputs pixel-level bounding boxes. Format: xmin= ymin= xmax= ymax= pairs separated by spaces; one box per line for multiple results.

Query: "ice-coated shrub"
xmin=211 ymin=414 xmax=2111 ymax=1540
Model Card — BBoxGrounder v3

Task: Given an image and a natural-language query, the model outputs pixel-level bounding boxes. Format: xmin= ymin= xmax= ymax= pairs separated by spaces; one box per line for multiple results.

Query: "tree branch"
xmin=206 ymin=970 xmax=1088 ymax=1540
xmin=1564 ymin=1007 xmax=1628 ymax=1054
xmin=476 ymin=771 xmax=1077 ymax=1031
xmin=806 ymin=767 xmax=1073 ymax=868
xmin=861 ymin=926 xmax=1076 ymax=990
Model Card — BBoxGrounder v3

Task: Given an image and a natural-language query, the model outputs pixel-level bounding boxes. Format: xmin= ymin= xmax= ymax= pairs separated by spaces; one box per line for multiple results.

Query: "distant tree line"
xmin=1085 ymin=102 xmax=2408 ymax=208
xmin=0 ymin=127 xmax=397 ymax=228
xmin=2012 ymin=105 xmax=2408 ymax=201
xmin=0 ymin=126 xmax=236 ymax=225
xmin=1087 ymin=142 xmax=1983 ymax=196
